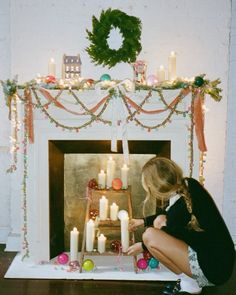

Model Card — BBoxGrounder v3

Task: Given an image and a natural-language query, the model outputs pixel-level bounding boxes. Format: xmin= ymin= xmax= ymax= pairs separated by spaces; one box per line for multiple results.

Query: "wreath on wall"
xmin=86 ymin=8 xmax=142 ymax=68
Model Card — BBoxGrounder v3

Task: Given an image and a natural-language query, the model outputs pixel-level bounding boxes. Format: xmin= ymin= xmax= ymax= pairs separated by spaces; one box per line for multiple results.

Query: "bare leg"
xmin=142 ymin=227 xmax=192 ymax=277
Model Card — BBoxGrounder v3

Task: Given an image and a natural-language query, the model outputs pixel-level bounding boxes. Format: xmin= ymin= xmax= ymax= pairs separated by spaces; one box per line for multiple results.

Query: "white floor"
xmin=5 ymin=253 xmax=178 ymax=281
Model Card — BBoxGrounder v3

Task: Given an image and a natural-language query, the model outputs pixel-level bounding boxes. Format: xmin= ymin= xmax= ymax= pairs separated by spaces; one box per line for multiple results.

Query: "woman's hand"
xmin=126 ymin=242 xmax=143 ymax=256
xmin=128 ymin=218 xmax=144 ymax=232
xmin=153 ymin=214 xmax=167 ymax=229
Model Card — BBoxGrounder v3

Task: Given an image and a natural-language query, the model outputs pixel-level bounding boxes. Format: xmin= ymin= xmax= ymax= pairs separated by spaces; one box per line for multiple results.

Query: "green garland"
xmin=86 ymin=8 xmax=142 ymax=68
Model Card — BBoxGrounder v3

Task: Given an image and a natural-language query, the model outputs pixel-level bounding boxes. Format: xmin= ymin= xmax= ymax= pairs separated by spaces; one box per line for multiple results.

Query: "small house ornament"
xmin=132 ymin=60 xmax=147 ymax=84
xmin=62 ymin=54 xmax=82 ymax=79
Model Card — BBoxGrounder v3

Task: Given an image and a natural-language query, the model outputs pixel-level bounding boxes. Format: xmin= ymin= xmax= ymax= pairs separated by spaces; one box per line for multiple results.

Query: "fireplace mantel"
xmin=6 ymin=88 xmax=199 ymax=262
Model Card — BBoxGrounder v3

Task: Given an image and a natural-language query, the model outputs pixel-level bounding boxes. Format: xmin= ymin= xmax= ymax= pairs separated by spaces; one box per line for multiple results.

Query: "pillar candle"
xmin=168 ymin=51 xmax=176 ymax=81
xmin=86 ymin=219 xmax=95 ymax=252
xmin=48 ymin=58 xmax=56 ymax=76
xmin=70 ymin=227 xmax=79 ymax=261
xmin=99 ymin=195 xmax=108 ymax=220
xmin=97 ymin=233 xmax=107 ymax=254
xmin=121 ymin=164 xmax=129 ymax=189
xmin=110 ymin=202 xmax=119 ymax=221
xmin=106 ymin=156 xmax=115 ymax=188
xmin=157 ymin=65 xmax=166 ymax=82
xmin=98 ymin=169 xmax=106 ymax=189
xmin=120 ymin=216 xmax=129 ymax=252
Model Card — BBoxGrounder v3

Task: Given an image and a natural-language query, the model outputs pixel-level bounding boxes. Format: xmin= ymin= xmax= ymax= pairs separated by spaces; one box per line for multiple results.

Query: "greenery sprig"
xmin=86 ymin=8 xmax=142 ymax=68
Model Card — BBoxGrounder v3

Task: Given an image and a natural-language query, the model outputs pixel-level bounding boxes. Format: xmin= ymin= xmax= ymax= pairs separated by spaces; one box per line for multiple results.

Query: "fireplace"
xmin=49 ymin=140 xmax=171 ymax=259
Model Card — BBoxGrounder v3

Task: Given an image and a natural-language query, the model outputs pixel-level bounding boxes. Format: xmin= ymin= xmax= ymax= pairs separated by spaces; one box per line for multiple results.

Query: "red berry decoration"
xmin=110 ymin=240 xmax=122 ymax=253
xmin=112 ymin=178 xmax=122 ymax=190
xmin=87 ymin=178 xmax=98 ymax=189
xmin=143 ymin=250 xmax=153 ymax=261
xmin=45 ymin=75 xmax=56 ymax=84
xmin=89 ymin=208 xmax=99 ymax=220
xmin=194 ymin=76 xmax=204 ymax=87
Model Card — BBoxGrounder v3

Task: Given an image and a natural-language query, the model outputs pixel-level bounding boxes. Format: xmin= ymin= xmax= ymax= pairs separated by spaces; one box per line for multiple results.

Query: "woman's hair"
xmin=142 ymin=156 xmax=203 ymax=231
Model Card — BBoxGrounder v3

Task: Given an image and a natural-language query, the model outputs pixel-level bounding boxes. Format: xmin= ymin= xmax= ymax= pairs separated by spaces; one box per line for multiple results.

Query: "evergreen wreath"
xmin=86 ymin=8 xmax=142 ymax=68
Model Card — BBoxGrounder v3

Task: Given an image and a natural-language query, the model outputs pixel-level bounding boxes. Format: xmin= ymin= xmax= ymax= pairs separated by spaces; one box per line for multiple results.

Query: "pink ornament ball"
xmin=112 ymin=178 xmax=123 ymax=190
xmin=57 ymin=252 xmax=69 ymax=265
xmin=137 ymin=258 xmax=148 ymax=270
xmin=146 ymin=74 xmax=158 ymax=86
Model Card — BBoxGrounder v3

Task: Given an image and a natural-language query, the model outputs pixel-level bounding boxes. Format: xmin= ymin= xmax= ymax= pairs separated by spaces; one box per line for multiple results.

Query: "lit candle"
xmin=157 ymin=65 xmax=166 ymax=82
xmin=110 ymin=202 xmax=119 ymax=221
xmin=48 ymin=57 xmax=56 ymax=76
xmin=121 ymin=164 xmax=129 ymax=189
xmin=98 ymin=169 xmax=106 ymax=189
xmin=168 ymin=51 xmax=176 ymax=81
xmin=97 ymin=233 xmax=107 ymax=254
xmin=70 ymin=227 xmax=79 ymax=261
xmin=99 ymin=195 xmax=108 ymax=220
xmin=120 ymin=216 xmax=129 ymax=252
xmin=86 ymin=219 xmax=95 ymax=252
xmin=106 ymin=156 xmax=115 ymax=188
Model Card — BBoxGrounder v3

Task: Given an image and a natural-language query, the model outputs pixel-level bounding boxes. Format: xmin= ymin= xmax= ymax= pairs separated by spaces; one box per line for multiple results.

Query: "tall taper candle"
xmin=86 ymin=219 xmax=95 ymax=252
xmin=121 ymin=164 xmax=129 ymax=189
xmin=120 ymin=216 xmax=129 ymax=252
xmin=48 ymin=58 xmax=56 ymax=76
xmin=99 ymin=195 xmax=108 ymax=220
xmin=110 ymin=202 xmax=119 ymax=221
xmin=70 ymin=227 xmax=79 ymax=261
xmin=106 ymin=156 xmax=115 ymax=188
xmin=168 ymin=51 xmax=176 ymax=81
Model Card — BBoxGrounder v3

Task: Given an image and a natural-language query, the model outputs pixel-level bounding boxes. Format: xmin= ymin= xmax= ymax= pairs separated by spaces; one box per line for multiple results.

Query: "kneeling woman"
xmin=127 ymin=157 xmax=235 ymax=295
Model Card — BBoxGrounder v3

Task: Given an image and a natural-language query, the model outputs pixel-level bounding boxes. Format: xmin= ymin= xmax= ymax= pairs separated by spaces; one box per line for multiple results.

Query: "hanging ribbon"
xmin=193 ymin=89 xmax=207 ymax=152
xmin=24 ymin=88 xmax=34 ymax=144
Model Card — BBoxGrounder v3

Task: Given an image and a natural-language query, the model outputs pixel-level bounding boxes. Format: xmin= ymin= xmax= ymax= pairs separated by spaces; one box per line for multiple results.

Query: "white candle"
xmin=97 ymin=233 xmax=107 ymax=254
xmin=120 ymin=216 xmax=129 ymax=252
xmin=48 ymin=57 xmax=56 ymax=76
xmin=106 ymin=156 xmax=115 ymax=188
xmin=121 ymin=164 xmax=129 ymax=189
xmin=99 ymin=195 xmax=108 ymax=220
xmin=70 ymin=227 xmax=79 ymax=261
xmin=110 ymin=202 xmax=119 ymax=221
xmin=168 ymin=51 xmax=176 ymax=81
xmin=157 ymin=65 xmax=166 ymax=82
xmin=98 ymin=169 xmax=106 ymax=189
xmin=86 ymin=219 xmax=95 ymax=252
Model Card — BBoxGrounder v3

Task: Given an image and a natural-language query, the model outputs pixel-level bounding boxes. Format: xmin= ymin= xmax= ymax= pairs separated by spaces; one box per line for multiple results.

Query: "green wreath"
xmin=86 ymin=8 xmax=142 ymax=68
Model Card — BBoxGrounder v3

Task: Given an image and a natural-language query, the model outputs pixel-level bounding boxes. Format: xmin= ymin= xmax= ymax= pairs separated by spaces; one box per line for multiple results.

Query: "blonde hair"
xmin=142 ymin=156 xmax=203 ymax=232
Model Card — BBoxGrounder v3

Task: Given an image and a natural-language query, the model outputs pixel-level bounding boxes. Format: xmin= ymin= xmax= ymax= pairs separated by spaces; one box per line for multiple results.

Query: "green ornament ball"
xmin=194 ymin=76 xmax=204 ymax=87
xmin=100 ymin=74 xmax=111 ymax=81
xmin=82 ymin=259 xmax=95 ymax=271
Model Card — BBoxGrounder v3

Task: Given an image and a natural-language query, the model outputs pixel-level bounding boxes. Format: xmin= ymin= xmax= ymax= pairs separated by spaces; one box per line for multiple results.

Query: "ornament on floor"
xmin=137 ymin=258 xmax=148 ymax=270
xmin=82 ymin=259 xmax=95 ymax=271
xmin=110 ymin=240 xmax=122 ymax=253
xmin=57 ymin=252 xmax=69 ymax=264
xmin=148 ymin=257 xmax=159 ymax=269
xmin=86 ymin=8 xmax=142 ymax=68
xmin=112 ymin=178 xmax=122 ymax=190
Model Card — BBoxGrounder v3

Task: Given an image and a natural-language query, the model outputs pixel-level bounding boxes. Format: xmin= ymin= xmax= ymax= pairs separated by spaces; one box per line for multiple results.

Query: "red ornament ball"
xmin=143 ymin=250 xmax=153 ymax=261
xmin=86 ymin=79 xmax=95 ymax=86
xmin=57 ymin=252 xmax=69 ymax=265
xmin=45 ymin=75 xmax=56 ymax=84
xmin=87 ymin=178 xmax=98 ymax=189
xmin=137 ymin=258 xmax=148 ymax=270
xmin=89 ymin=208 xmax=99 ymax=220
xmin=112 ymin=178 xmax=123 ymax=190
xmin=110 ymin=240 xmax=122 ymax=253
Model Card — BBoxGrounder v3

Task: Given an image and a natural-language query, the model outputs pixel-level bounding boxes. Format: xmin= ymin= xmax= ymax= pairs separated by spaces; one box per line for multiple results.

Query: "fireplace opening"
xmin=49 ymin=140 xmax=171 ymax=259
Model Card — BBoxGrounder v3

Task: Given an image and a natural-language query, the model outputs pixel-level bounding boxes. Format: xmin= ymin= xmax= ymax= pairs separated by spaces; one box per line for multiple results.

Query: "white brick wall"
xmin=0 ymin=0 xmax=235 ymax=246
xmin=223 ymin=0 xmax=236 ymax=244
xmin=0 ymin=0 xmax=11 ymax=243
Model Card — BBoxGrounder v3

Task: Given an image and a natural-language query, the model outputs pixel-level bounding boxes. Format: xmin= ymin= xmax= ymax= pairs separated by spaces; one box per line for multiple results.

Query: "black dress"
xmin=143 ymin=178 xmax=235 ymax=285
